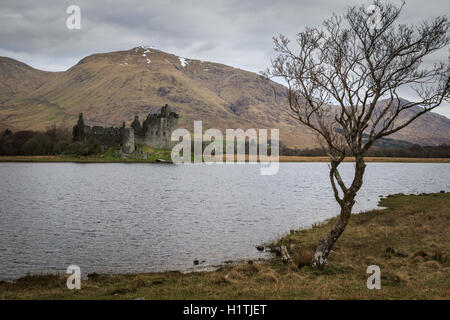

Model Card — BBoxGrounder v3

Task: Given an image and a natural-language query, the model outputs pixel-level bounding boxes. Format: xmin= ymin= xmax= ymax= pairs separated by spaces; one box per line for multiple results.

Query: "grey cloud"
xmin=0 ymin=0 xmax=449 ymax=116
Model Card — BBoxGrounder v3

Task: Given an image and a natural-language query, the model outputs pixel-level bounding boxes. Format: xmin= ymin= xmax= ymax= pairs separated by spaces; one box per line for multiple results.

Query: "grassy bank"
xmin=1 ymin=154 xmax=450 ymax=163
xmin=278 ymin=156 xmax=450 ymax=163
xmin=0 ymin=147 xmax=172 ymax=163
xmin=1 ymin=192 xmax=449 ymax=299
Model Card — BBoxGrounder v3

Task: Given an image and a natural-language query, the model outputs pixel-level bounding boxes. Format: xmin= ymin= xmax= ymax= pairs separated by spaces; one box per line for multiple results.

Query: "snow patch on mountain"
xmin=178 ymin=57 xmax=188 ymax=68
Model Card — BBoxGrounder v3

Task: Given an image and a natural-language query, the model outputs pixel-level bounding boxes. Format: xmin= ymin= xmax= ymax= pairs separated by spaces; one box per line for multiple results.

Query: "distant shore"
xmin=1 ymin=155 xmax=450 ymax=163
xmin=278 ymin=156 xmax=450 ymax=163
xmin=0 ymin=155 xmax=170 ymax=163
xmin=1 ymin=192 xmax=448 ymax=299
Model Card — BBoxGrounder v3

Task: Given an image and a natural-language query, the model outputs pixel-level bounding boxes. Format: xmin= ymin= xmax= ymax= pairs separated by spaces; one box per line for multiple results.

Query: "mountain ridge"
xmin=1 ymin=47 xmax=449 ymax=147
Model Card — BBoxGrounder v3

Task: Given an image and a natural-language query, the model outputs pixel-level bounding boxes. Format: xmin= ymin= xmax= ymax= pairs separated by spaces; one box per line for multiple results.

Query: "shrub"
xmin=86 ymin=137 xmax=101 ymax=154
xmin=293 ymin=248 xmax=313 ymax=269
xmin=67 ymin=142 xmax=89 ymax=156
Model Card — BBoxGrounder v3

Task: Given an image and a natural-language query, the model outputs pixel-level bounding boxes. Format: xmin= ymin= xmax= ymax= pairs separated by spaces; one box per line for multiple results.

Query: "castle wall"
xmin=73 ymin=104 xmax=179 ymax=152
xmin=82 ymin=126 xmax=122 ymax=146
xmin=134 ymin=134 xmax=145 ymax=146
xmin=142 ymin=114 xmax=178 ymax=150
xmin=122 ymin=128 xmax=135 ymax=153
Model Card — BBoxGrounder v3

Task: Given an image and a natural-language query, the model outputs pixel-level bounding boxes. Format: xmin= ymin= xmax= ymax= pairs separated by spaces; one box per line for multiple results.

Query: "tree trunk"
xmin=312 ymin=156 xmax=366 ymax=269
xmin=311 ymin=199 xmax=353 ymax=268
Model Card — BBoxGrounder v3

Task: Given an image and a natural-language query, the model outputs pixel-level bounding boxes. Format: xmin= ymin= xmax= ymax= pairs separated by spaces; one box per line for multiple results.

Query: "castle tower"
xmin=122 ymin=127 xmax=135 ymax=153
xmin=161 ymin=104 xmax=170 ymax=117
xmin=78 ymin=113 xmax=84 ymax=126
xmin=131 ymin=115 xmax=142 ymax=134
xmin=142 ymin=104 xmax=178 ymax=149
xmin=72 ymin=113 xmax=85 ymax=142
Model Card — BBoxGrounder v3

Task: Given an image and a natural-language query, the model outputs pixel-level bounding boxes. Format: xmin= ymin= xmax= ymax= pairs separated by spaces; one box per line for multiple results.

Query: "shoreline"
xmin=1 ymin=155 xmax=450 ymax=163
xmin=278 ymin=156 xmax=450 ymax=163
xmin=0 ymin=155 xmax=170 ymax=163
xmin=1 ymin=192 xmax=448 ymax=299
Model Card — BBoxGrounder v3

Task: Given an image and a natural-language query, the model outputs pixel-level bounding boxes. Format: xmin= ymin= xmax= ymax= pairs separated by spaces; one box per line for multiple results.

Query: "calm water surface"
xmin=0 ymin=162 xmax=449 ymax=280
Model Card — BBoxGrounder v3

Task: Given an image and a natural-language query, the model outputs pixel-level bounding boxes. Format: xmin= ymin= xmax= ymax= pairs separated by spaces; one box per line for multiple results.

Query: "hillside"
xmin=1 ymin=47 xmax=449 ymax=147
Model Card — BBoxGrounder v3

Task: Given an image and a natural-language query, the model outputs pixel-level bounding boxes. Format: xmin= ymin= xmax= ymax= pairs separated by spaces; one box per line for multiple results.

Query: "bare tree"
xmin=265 ymin=1 xmax=449 ymax=268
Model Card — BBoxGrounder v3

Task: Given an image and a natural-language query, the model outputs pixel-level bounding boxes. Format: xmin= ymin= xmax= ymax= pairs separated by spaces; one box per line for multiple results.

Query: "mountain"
xmin=1 ymin=47 xmax=449 ymax=147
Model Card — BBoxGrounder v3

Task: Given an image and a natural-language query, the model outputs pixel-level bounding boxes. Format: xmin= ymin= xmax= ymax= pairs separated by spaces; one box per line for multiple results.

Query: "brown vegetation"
xmin=1 ymin=48 xmax=449 ymax=148
xmin=1 ymin=192 xmax=448 ymax=299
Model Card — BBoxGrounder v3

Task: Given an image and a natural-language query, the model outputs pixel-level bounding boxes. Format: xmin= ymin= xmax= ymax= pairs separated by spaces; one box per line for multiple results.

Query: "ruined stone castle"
xmin=73 ymin=104 xmax=179 ymax=152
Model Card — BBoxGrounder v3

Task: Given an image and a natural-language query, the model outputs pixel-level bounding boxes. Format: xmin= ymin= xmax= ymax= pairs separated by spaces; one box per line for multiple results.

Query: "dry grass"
xmin=4 ymin=155 xmax=448 ymax=163
xmin=1 ymin=192 xmax=449 ymax=300
xmin=278 ymin=156 xmax=450 ymax=163
xmin=0 ymin=155 xmax=63 ymax=161
xmin=0 ymin=149 xmax=172 ymax=163
xmin=293 ymin=249 xmax=314 ymax=269
xmin=205 ymin=155 xmax=450 ymax=163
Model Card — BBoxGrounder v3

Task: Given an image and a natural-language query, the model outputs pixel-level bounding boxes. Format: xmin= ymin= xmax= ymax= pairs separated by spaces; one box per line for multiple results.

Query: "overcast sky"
xmin=1 ymin=0 xmax=449 ymax=117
